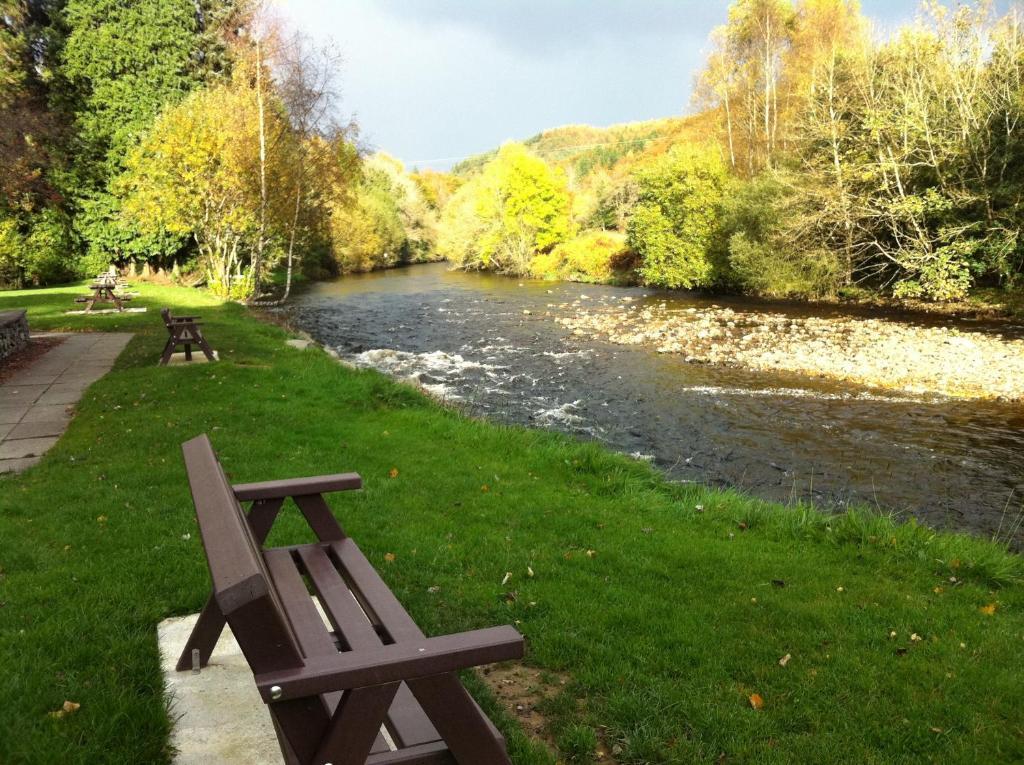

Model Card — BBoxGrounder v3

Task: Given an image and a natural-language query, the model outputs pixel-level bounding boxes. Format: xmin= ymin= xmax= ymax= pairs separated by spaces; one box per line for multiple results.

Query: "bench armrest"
xmin=233 ymin=472 xmax=362 ymax=501
xmin=254 ymin=625 xmax=523 ymax=703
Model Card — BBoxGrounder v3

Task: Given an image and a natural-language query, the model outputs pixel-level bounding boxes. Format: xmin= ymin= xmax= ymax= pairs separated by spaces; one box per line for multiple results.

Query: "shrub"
xmin=722 ymin=175 xmax=842 ymax=298
xmin=626 ymin=145 xmax=729 ymax=289
xmin=532 ymin=230 xmax=631 ymax=283
xmin=23 ymin=210 xmax=80 ymax=285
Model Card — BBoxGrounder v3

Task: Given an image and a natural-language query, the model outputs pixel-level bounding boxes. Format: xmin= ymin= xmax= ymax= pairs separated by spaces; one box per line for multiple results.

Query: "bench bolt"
xmin=270 ymin=685 xmax=283 ymax=701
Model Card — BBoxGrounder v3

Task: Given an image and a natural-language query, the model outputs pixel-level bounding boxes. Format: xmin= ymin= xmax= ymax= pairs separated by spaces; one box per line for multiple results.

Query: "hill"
xmin=451 ymin=110 xmax=719 ymax=180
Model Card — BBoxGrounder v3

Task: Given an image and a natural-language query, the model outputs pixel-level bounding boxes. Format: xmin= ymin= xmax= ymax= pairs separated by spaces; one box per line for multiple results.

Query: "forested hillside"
xmin=439 ymin=0 xmax=1024 ymax=305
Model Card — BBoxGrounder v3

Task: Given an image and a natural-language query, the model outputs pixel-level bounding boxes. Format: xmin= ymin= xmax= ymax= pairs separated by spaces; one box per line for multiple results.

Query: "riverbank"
xmin=2 ymin=281 xmax=1024 ymax=763
xmin=557 ymin=299 xmax=1024 ymax=400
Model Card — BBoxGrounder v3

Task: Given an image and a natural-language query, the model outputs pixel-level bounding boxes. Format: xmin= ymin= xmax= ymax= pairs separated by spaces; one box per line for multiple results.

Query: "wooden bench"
xmin=160 ymin=308 xmax=215 ymax=365
xmin=176 ymin=434 xmax=524 ymax=764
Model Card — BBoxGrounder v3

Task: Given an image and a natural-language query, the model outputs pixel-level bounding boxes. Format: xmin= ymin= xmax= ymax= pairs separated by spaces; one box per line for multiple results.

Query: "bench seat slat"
xmin=366 ymin=740 xmax=455 ymax=764
xmin=299 ymin=545 xmax=444 ymax=749
xmin=330 ymin=539 xmax=425 ymax=643
xmin=265 ymin=547 xmax=393 ymax=755
xmin=264 ymin=549 xmax=338 ymax=658
xmin=298 ymin=545 xmax=382 ymax=652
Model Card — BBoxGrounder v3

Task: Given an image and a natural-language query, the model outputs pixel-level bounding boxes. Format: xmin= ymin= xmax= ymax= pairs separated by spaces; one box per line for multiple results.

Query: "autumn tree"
xmin=120 ymin=75 xmax=303 ymax=298
xmin=439 ymin=143 xmax=572 ymax=274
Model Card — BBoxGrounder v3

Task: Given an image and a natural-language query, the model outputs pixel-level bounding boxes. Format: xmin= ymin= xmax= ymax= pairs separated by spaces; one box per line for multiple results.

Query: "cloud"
xmin=371 ymin=0 xmax=723 ymax=53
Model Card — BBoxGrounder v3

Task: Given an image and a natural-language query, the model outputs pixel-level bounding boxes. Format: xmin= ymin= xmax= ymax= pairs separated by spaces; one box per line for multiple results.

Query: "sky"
xmin=278 ymin=1 xmax=936 ymax=170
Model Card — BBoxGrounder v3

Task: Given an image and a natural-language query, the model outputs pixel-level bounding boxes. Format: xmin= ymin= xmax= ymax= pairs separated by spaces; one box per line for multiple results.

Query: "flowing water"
xmin=288 ymin=262 xmax=1024 ymax=542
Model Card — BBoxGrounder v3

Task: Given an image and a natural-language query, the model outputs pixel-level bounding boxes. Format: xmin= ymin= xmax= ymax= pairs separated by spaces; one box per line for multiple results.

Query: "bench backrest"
xmin=182 ymin=434 xmax=305 ymax=674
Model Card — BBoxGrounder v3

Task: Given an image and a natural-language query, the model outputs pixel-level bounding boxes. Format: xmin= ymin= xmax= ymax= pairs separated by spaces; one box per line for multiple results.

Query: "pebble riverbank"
xmin=557 ymin=300 xmax=1024 ymax=400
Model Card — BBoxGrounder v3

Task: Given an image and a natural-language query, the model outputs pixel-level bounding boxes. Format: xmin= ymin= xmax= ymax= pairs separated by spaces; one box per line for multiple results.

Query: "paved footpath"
xmin=0 ymin=332 xmax=133 ymax=473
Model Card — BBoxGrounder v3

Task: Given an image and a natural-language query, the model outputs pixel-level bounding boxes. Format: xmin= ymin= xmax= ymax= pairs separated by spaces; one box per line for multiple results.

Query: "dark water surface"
xmin=288 ymin=262 xmax=1024 ymax=541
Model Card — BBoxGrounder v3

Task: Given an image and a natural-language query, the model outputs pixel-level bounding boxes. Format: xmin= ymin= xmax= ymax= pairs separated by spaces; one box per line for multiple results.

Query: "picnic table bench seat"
xmin=176 ymin=434 xmax=523 ymax=765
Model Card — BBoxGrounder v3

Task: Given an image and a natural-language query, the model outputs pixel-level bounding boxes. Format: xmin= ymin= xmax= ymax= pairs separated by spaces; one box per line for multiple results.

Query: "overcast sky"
xmin=278 ymin=1 xmax=938 ymax=170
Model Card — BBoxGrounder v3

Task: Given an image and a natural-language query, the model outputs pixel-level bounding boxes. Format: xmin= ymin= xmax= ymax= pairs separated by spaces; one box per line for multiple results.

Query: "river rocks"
xmin=558 ymin=304 xmax=1024 ymax=400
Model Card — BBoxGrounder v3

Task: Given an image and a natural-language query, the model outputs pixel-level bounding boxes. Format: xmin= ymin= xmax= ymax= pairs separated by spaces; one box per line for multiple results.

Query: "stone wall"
xmin=0 ymin=310 xmax=29 ymax=363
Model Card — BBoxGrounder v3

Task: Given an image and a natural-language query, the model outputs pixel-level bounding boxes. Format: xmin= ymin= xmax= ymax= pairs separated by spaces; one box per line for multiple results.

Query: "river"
xmin=288 ymin=262 xmax=1024 ymax=542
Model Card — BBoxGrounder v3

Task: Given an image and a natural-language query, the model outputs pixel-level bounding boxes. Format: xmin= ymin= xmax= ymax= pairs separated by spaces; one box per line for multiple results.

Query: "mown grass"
xmin=1 ymin=281 xmax=1023 ymax=764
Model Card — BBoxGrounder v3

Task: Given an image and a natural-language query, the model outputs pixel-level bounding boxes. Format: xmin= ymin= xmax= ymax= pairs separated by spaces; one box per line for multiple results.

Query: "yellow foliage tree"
xmin=120 ymin=76 xmax=301 ymax=299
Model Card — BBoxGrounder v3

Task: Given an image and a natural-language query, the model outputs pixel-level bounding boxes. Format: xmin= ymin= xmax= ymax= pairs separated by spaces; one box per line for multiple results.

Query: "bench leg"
xmin=408 ymin=674 xmax=513 ymax=765
xmin=185 ymin=343 xmax=192 ymax=361
xmin=314 ymin=684 xmax=400 ymax=765
xmin=159 ymin=337 xmax=176 ymax=366
xmin=198 ymin=334 xmax=216 ymax=362
xmin=175 ymin=498 xmax=284 ymax=671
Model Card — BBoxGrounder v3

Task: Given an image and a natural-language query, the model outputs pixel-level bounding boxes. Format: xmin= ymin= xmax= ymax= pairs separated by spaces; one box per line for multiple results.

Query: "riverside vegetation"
xmin=1 ymin=282 xmax=1024 ymax=764
xmin=4 ymin=0 xmax=1024 ymax=319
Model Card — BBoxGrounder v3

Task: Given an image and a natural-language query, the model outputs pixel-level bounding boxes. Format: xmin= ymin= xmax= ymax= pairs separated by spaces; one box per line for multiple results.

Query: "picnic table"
xmin=74 ymin=275 xmax=133 ymax=313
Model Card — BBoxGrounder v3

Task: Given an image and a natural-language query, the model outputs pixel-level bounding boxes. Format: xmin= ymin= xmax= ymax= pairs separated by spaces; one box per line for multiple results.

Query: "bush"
xmin=722 ymin=175 xmax=841 ymax=298
xmin=0 ymin=218 xmax=25 ymax=287
xmin=531 ymin=230 xmax=631 ymax=283
xmin=728 ymin=232 xmax=841 ymax=298
xmin=626 ymin=145 xmax=729 ymax=289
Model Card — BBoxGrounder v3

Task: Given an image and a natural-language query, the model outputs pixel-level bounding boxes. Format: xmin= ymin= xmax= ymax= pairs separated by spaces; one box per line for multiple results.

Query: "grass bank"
xmin=1 ymin=282 xmax=1023 ymax=764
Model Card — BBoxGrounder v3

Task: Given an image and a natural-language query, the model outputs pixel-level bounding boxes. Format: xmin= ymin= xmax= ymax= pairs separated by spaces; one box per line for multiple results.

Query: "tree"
xmin=439 ymin=143 xmax=572 ymax=274
xmin=627 ymin=145 xmax=731 ymax=289
xmin=699 ymin=0 xmax=795 ymax=175
xmin=59 ymin=0 xmax=238 ymax=265
xmin=120 ymin=76 xmax=302 ymax=299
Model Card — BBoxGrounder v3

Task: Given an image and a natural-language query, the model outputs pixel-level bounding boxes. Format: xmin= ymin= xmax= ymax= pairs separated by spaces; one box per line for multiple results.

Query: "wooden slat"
xmin=298 ymin=545 xmax=380 ymax=651
xmin=330 ymin=539 xmax=424 ymax=643
xmin=366 ymin=740 xmax=455 ymax=765
xmin=298 ymin=546 xmax=442 ymax=749
xmin=255 ymin=626 xmax=524 ymax=702
xmin=387 ymin=684 xmax=442 ymax=749
xmin=264 ymin=549 xmax=338 ymax=658
xmin=265 ymin=547 xmax=391 ymax=755
xmin=232 ymin=473 xmax=362 ymax=501
xmin=407 ymin=674 xmax=512 ymax=765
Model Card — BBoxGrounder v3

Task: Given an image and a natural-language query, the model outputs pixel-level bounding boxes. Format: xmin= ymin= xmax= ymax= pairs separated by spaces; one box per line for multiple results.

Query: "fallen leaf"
xmin=49 ymin=700 xmax=80 ymax=719
xmin=96 ymin=515 xmax=107 ymax=523
xmin=501 ymin=572 xmax=512 ymax=585
xmin=980 ymin=603 xmax=997 ymax=615
xmin=949 ymin=558 xmax=960 ymax=569
xmin=388 ymin=468 xmax=399 ymax=479
xmin=481 ymin=484 xmax=490 ymax=492
xmin=836 ymin=586 xmax=845 ymax=592
xmin=748 ymin=693 xmax=764 ymax=710
xmin=526 ymin=566 xmax=535 ymax=578
xmin=384 ymin=552 xmax=396 ymax=563
xmin=911 ymin=633 xmax=923 ymax=642
xmin=933 ymin=586 xmax=944 ymax=594
xmin=778 ymin=653 xmax=791 ymax=667
xmin=427 ymin=586 xmax=439 ymax=593
xmin=585 ymin=549 xmax=597 ymax=558
xmin=738 ymin=522 xmax=748 ymax=530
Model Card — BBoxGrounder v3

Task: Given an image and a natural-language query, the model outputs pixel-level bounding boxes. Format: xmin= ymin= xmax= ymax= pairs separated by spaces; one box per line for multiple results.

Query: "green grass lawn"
xmin=1 ymin=281 xmax=1023 ymax=764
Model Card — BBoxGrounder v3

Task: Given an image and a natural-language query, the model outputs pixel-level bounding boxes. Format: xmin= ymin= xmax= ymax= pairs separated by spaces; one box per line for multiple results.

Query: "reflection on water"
xmin=289 ymin=262 xmax=1024 ymax=541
